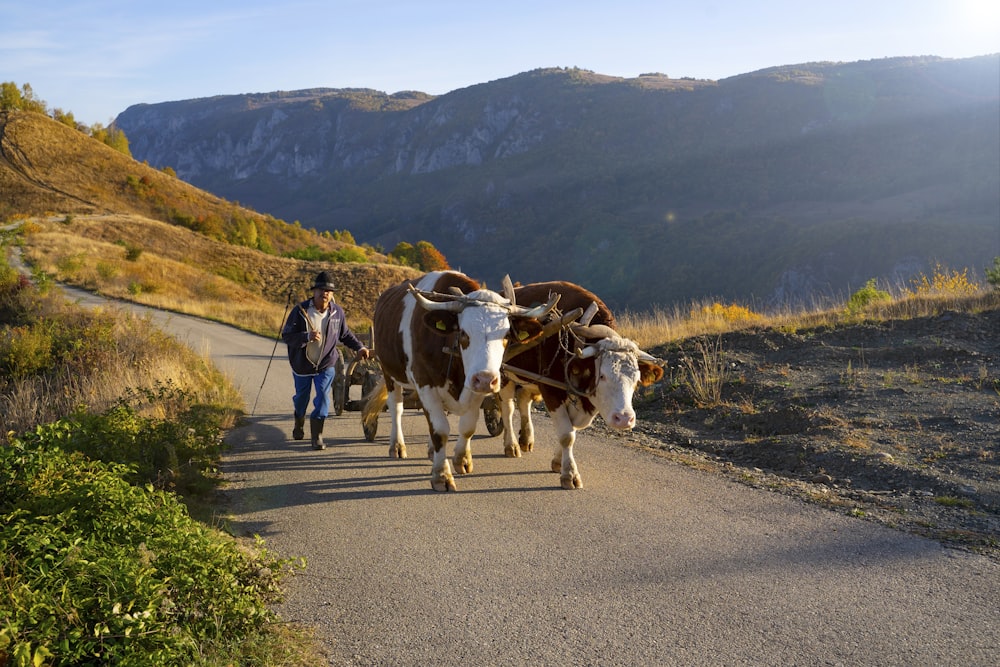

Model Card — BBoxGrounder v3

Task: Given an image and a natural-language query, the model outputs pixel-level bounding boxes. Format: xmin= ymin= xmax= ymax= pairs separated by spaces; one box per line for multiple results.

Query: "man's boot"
xmin=292 ymin=414 xmax=305 ymax=440
xmin=310 ymin=417 xmax=326 ymax=450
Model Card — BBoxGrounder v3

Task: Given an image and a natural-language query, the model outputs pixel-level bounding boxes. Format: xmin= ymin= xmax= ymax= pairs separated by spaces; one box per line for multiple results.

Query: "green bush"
xmin=17 ymin=383 xmax=223 ymax=496
xmin=845 ymin=278 xmax=892 ymax=315
xmin=0 ymin=442 xmax=295 ymax=665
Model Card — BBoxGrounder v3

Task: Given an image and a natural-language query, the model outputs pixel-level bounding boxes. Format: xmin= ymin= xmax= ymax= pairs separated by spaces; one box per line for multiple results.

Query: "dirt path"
xmin=61 ymin=285 xmax=1000 ymax=665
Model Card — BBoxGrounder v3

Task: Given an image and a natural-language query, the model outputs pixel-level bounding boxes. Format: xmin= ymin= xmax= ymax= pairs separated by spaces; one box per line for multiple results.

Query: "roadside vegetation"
xmin=0 ymin=245 xmax=322 ymax=665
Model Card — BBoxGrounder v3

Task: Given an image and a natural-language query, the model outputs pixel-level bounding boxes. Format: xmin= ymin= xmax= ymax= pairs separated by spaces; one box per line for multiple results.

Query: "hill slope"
xmin=116 ymin=56 xmax=1000 ymax=311
xmin=1 ymin=110 xmax=420 ymax=331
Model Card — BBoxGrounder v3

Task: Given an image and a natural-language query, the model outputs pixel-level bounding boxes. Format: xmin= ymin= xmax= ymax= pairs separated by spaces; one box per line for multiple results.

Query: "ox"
xmin=499 ymin=281 xmax=664 ymax=489
xmin=364 ymin=271 xmax=557 ymax=492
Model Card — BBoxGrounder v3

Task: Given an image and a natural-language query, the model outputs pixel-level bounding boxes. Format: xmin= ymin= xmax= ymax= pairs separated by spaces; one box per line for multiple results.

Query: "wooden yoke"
xmin=502 ymin=307 xmax=583 ymax=362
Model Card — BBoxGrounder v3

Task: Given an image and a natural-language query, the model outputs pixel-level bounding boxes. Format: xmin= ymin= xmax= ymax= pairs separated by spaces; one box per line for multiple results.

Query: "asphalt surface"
xmin=60 ymin=286 xmax=999 ymax=666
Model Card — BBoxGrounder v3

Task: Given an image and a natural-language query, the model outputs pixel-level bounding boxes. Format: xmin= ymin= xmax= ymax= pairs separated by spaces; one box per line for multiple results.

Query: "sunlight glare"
xmin=953 ymin=0 xmax=1000 ymax=39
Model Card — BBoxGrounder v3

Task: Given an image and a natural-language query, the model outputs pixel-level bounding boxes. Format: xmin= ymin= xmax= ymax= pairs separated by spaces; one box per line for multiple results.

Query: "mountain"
xmin=115 ymin=56 xmax=1000 ymax=311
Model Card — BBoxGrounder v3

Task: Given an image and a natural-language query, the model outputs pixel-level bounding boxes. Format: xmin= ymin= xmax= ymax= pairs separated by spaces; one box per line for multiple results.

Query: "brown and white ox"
xmin=365 ymin=271 xmax=557 ymax=492
xmin=499 ymin=281 xmax=664 ymax=489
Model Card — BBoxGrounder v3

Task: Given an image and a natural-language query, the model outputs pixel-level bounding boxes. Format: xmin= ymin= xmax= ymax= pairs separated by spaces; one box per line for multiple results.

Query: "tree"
xmin=90 ymin=122 xmax=131 ymax=157
xmin=390 ymin=241 xmax=416 ymax=266
xmin=0 ymin=81 xmax=47 ymax=114
xmin=416 ymin=241 xmax=449 ymax=271
xmin=52 ymin=108 xmax=82 ymax=130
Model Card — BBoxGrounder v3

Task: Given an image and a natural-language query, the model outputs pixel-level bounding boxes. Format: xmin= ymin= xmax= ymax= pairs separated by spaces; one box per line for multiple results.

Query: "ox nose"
xmin=470 ymin=371 xmax=500 ymax=394
xmin=607 ymin=411 xmax=636 ymax=430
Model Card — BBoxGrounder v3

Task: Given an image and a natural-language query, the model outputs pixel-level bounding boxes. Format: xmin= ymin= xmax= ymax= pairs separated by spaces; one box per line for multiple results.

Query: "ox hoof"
xmin=454 ymin=459 xmax=473 ymax=474
xmin=560 ymin=474 xmax=583 ymax=490
xmin=504 ymin=445 xmax=522 ymax=458
xmin=431 ymin=477 xmax=457 ymax=492
xmin=389 ymin=445 xmax=407 ymax=459
xmin=551 ymin=460 xmax=562 ymax=474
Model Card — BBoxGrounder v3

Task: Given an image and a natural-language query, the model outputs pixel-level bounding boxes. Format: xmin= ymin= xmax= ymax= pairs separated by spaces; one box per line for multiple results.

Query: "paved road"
xmin=61 ymin=286 xmax=999 ymax=666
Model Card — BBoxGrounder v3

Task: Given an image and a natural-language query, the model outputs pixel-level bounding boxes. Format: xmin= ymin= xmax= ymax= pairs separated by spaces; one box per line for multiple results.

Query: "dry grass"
xmin=17 ymin=214 xmax=421 ymax=337
xmin=619 ymin=288 xmax=1000 ymax=351
xmin=0 ymin=296 xmax=242 ymax=439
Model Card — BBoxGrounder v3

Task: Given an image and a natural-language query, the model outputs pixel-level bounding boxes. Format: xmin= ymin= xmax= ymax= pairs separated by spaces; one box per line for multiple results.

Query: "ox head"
xmin=567 ymin=324 xmax=665 ymax=430
xmin=411 ymin=285 xmax=558 ymax=394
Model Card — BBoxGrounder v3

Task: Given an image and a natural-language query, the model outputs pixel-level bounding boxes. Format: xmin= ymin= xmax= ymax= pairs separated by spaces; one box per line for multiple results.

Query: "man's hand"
xmin=357 ymin=347 xmax=371 ymax=361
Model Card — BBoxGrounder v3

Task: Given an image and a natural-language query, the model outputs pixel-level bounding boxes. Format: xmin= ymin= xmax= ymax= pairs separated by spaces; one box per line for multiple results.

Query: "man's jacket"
xmin=281 ymin=299 xmax=365 ymax=375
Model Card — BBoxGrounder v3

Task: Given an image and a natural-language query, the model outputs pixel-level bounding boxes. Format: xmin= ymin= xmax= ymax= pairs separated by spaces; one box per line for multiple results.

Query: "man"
xmin=281 ymin=271 xmax=370 ymax=449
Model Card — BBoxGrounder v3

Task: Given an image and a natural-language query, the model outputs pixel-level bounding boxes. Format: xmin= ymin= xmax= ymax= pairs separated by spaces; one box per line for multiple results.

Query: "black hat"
xmin=310 ymin=271 xmax=336 ymax=291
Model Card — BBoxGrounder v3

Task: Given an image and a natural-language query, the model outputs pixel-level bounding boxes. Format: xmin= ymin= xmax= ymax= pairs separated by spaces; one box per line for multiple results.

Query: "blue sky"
xmin=3 ymin=0 xmax=998 ymax=125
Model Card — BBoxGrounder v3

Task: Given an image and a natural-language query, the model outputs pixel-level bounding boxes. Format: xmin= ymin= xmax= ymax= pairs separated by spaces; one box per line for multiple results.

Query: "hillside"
xmin=116 ymin=56 xmax=1000 ymax=311
xmin=0 ymin=108 xmax=397 ymax=260
xmin=0 ymin=110 xmax=421 ymax=331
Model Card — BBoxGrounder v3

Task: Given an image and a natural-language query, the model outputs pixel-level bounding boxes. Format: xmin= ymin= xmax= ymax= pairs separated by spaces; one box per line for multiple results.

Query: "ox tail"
xmin=361 ymin=377 xmax=388 ymax=432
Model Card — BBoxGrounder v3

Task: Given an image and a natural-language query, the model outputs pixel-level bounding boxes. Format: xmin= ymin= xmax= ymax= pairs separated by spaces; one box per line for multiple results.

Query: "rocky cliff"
xmin=116 ymin=57 xmax=1000 ymax=311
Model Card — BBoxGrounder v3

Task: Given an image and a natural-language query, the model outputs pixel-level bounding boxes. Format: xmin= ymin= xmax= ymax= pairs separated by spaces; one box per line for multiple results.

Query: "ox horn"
xmin=578 ymin=301 xmax=599 ymax=327
xmin=637 ymin=349 xmax=663 ymax=364
xmin=516 ymin=292 xmax=560 ymax=319
xmin=502 ymin=274 xmax=516 ymax=306
xmin=571 ymin=324 xmax=619 ymax=341
xmin=409 ymin=286 xmax=467 ymax=312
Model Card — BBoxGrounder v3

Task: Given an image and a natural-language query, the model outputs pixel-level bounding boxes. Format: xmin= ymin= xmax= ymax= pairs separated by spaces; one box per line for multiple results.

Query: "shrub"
xmin=96 ymin=260 xmax=120 ymax=279
xmin=906 ymin=262 xmax=980 ymax=296
xmin=846 ymin=278 xmax=892 ymax=314
xmin=0 ymin=323 xmax=54 ymax=379
xmin=0 ymin=442 xmax=295 ymax=665
xmin=124 ymin=243 xmax=143 ymax=262
xmin=697 ymin=302 xmax=763 ymax=324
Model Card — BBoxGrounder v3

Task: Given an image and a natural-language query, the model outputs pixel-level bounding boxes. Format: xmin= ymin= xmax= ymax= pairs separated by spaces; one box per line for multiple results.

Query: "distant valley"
xmin=115 ymin=56 xmax=1000 ymax=312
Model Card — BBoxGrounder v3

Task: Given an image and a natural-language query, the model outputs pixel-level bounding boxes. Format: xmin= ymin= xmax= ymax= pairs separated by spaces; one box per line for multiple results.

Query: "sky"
xmin=3 ymin=0 xmax=999 ymax=126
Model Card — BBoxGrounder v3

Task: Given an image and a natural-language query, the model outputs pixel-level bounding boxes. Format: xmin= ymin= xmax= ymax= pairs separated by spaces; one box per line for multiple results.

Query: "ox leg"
xmin=499 ymin=382 xmax=521 ymax=458
xmin=549 ymin=408 xmax=582 ymax=490
xmin=387 ymin=384 xmax=407 ymax=459
xmin=516 ymin=386 xmax=538 ymax=453
xmin=422 ymin=402 xmax=456 ymax=492
xmin=452 ymin=404 xmax=480 ymax=474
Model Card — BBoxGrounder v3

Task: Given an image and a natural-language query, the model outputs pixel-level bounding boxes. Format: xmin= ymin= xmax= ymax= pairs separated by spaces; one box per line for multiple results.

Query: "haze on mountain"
xmin=113 ymin=56 xmax=1000 ymax=313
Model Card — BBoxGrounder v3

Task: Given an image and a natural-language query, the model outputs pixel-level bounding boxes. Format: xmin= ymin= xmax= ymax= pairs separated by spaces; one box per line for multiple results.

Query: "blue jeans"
xmin=292 ymin=367 xmax=336 ymax=420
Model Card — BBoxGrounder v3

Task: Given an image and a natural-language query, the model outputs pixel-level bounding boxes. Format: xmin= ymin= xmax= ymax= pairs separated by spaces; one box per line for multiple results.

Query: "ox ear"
xmin=422 ymin=310 xmax=459 ymax=336
xmin=566 ymin=357 xmax=598 ymax=395
xmin=507 ymin=316 xmax=544 ymax=345
xmin=638 ymin=360 xmax=665 ymax=386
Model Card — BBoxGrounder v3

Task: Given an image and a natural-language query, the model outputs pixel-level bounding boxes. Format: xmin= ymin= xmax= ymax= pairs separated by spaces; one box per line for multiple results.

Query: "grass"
xmin=16 ymin=214 xmax=422 ymax=337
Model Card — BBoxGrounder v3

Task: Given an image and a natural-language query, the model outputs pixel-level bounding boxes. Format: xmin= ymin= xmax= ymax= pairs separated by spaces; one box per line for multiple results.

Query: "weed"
xmin=934 ymin=496 xmax=975 ymax=509
xmin=680 ymin=336 xmax=729 ymax=407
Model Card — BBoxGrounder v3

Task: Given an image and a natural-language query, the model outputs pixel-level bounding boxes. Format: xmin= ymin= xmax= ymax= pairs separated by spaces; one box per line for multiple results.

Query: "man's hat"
xmin=311 ymin=271 xmax=336 ymax=291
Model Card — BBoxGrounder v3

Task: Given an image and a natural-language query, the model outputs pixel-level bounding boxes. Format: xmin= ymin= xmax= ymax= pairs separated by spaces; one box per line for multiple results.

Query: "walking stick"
xmin=251 ymin=289 xmax=296 ymax=416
